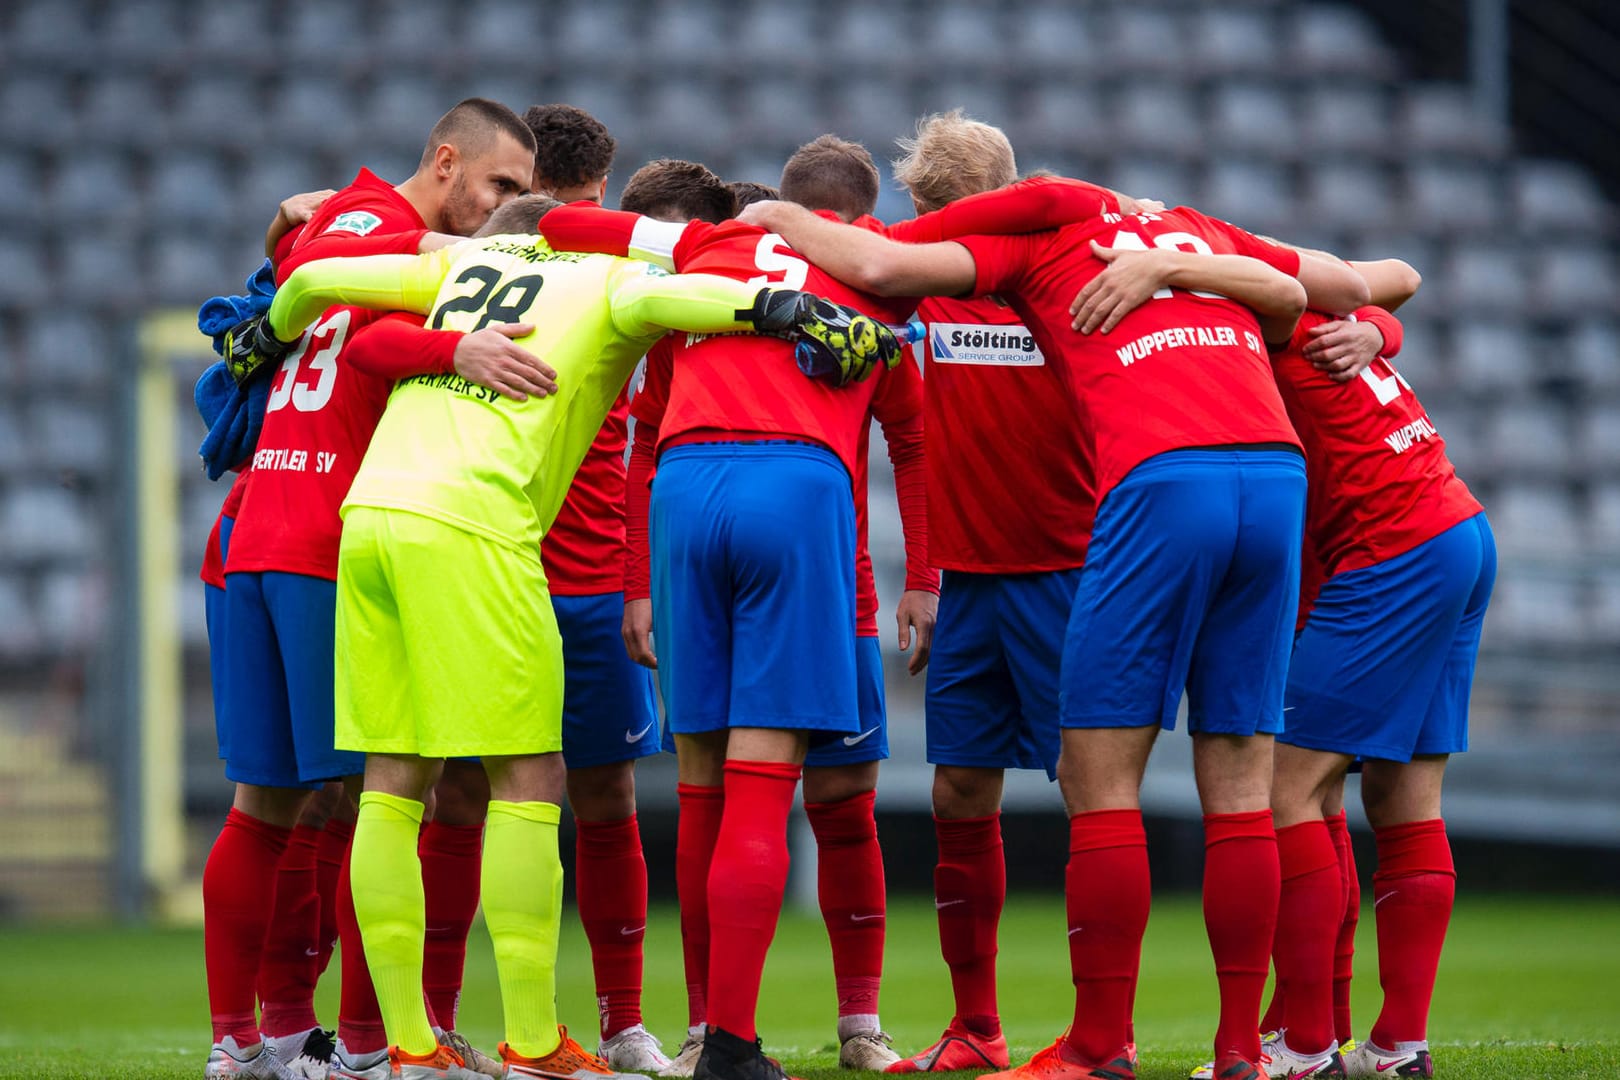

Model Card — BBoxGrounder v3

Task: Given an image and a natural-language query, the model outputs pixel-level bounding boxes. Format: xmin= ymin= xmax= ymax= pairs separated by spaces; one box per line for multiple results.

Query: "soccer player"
xmin=202 ymin=98 xmax=543 ymax=1080
xmin=537 ymin=156 xmax=922 ymax=1080
xmin=259 ymin=193 xmax=897 ymax=1080
xmin=1253 ymin=270 xmax=1492 ymax=1080
xmin=617 ymin=146 xmax=937 ymax=1074
xmin=416 ymin=104 xmax=675 ymax=1075
xmin=739 ymin=111 xmax=1372 ymax=1080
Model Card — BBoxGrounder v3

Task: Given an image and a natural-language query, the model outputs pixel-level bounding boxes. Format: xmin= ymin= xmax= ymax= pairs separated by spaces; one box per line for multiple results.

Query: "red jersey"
xmin=225 ymin=171 xmax=455 ymax=580
xmin=908 ymin=293 xmax=1091 ymax=573
xmin=955 ymin=205 xmax=1302 ymax=504
xmin=1273 ymin=308 xmax=1482 ymax=579
xmin=541 ymin=386 xmax=631 ymax=595
xmin=624 ymin=315 xmax=935 ymax=633
xmin=200 ymin=469 xmax=249 ymax=588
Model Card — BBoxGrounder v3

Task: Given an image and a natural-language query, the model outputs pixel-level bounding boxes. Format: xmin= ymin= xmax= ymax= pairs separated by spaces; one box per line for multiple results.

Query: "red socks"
xmin=933 ymin=814 xmax=1006 ymax=1036
xmin=1369 ymin=819 xmax=1454 ymax=1048
xmin=1061 ymin=809 xmax=1149 ymax=1064
xmin=1203 ymin=810 xmax=1280 ymax=1065
xmin=676 ymin=782 xmax=724 ymax=1030
xmin=1272 ymin=820 xmax=1341 ymax=1055
xmin=335 ymin=835 xmax=388 ymax=1055
xmin=204 ymin=808 xmax=292 ymax=1046
xmin=316 ymin=817 xmax=353 ymax=976
xmin=806 ymin=791 xmax=885 ymax=1020
xmin=576 ymin=815 xmax=650 ymax=1039
xmin=1326 ymin=810 xmax=1359 ymax=1044
xmin=419 ymin=820 xmax=484 ymax=1031
xmin=257 ymin=822 xmax=323 ymax=1037
xmin=705 ymin=760 xmax=801 ymax=1041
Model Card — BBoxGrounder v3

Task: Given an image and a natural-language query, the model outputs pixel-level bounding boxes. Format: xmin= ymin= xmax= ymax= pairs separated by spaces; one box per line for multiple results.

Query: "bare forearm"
xmin=1348 ymin=259 xmax=1422 ymax=312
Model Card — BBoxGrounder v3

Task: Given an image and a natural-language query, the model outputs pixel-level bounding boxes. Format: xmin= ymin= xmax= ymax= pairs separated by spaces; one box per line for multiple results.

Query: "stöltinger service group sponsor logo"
xmin=930 ymin=322 xmax=1045 ymax=366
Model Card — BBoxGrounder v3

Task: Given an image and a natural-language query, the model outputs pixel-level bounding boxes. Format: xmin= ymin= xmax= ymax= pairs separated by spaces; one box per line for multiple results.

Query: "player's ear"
xmin=593 ymin=176 xmax=609 ymax=205
xmin=433 ymin=143 xmax=458 ymax=180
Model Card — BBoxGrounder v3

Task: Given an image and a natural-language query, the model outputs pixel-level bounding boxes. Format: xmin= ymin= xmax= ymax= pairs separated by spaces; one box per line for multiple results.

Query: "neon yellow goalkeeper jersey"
xmin=266 ymin=233 xmax=764 ymax=555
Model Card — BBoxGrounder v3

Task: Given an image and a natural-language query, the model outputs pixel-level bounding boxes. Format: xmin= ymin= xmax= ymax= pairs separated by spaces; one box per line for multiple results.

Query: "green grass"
xmin=1 ymin=895 xmax=1617 ymax=1079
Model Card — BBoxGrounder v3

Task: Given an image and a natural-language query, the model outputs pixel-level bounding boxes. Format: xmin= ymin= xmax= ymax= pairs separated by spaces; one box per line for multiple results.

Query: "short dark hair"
xmin=727 ymin=180 xmax=780 ymax=210
xmin=524 ymin=104 xmax=617 ymax=191
xmin=474 ymin=194 xmax=564 ymax=237
xmin=779 ymin=134 xmax=880 ymax=222
xmin=421 ymin=97 xmax=537 ymax=167
xmin=619 ymin=159 xmax=736 ymax=224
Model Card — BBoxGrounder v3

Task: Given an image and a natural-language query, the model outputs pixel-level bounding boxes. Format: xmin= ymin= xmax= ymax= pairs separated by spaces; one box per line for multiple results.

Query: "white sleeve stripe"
xmin=628 ymin=218 xmax=684 ymax=271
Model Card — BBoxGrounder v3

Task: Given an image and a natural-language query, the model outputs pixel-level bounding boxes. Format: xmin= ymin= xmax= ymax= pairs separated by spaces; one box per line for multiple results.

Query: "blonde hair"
xmin=893 ymin=110 xmax=1017 ymax=213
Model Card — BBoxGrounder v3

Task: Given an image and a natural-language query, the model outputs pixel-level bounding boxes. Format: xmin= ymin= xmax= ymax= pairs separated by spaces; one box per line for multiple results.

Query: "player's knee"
xmin=932 ymin=765 xmax=1002 ymax=819
xmin=803 ymin=761 xmax=878 ymax=805
xmin=433 ymin=761 xmax=492 ymax=825
xmin=567 ymin=760 xmax=637 ymax=821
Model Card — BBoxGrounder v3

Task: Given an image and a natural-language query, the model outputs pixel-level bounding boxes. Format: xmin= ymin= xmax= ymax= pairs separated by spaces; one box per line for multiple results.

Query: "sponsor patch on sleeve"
xmin=324 ymin=210 xmax=384 ymax=237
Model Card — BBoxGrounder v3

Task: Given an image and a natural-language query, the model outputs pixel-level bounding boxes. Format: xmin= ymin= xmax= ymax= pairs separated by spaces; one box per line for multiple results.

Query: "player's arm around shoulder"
xmin=267 ymin=246 xmax=458 ymax=342
xmin=739 ymin=200 xmax=976 ymax=298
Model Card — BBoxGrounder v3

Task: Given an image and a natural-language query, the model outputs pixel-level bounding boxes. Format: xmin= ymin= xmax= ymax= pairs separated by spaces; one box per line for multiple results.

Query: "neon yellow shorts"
xmin=334 ymin=507 xmax=564 ymax=758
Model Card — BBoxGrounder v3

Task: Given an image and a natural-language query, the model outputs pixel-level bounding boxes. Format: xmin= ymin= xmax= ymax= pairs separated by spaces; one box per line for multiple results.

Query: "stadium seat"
xmin=0 ymin=486 xmax=94 ymax=562
xmin=735 ymin=6 xmax=821 ymax=71
xmin=1565 ymin=320 xmax=1620 ymax=393
xmin=1399 ymin=84 xmax=1508 ymax=157
xmin=1021 ymin=84 xmax=1108 ymax=157
xmin=239 ymin=156 xmax=332 ymax=231
xmin=37 ymin=568 xmax=99 ymax=653
xmin=1588 ymin=484 xmax=1620 ymax=553
xmin=0 ymin=236 xmax=52 ymax=308
xmin=925 ymin=78 xmax=1015 ymax=131
xmin=267 ymin=75 xmax=362 ymax=152
xmin=1208 ymin=83 xmax=1300 ymax=157
xmin=1106 ymin=158 xmax=1198 ymax=210
xmin=825 ymin=77 xmax=919 ymax=154
xmin=28 ymin=402 xmax=112 ymax=477
xmin=1010 ymin=2 xmax=1099 ymax=71
xmin=152 ymin=235 xmax=233 ymax=306
xmin=1531 ymin=247 xmax=1620 ymax=316
xmin=1449 ymin=321 xmax=1535 ymax=394
xmin=101 ymin=0 xmax=185 ymax=64
xmin=554 ymin=0 xmax=640 ymax=66
xmin=45 ymin=152 xmax=139 ymax=224
xmin=373 ymin=2 xmax=456 ymax=63
xmin=1099 ymin=7 xmax=1188 ymax=74
xmin=1187 ymin=8 xmax=1280 ymax=75
xmin=638 ymin=79 xmax=733 ymax=156
xmin=8 ymin=1 xmax=94 ymax=68
xmin=1441 ymin=243 xmax=1528 ymax=314
xmin=1488 ymin=484 xmax=1583 ymax=558
xmin=0 ymin=402 xmax=28 ymax=474
xmin=1481 ymin=403 xmax=1572 ymax=477
xmin=149 ymin=153 xmax=237 ymax=230
xmin=919 ymin=3 xmax=1009 ymax=64
xmin=281 ymin=0 xmax=367 ymax=63
xmin=1575 ymin=404 xmax=1620 ymax=476
xmin=363 ymin=73 xmax=451 ymax=147
xmin=462 ymin=0 xmax=540 ymax=63
xmin=1405 ymin=162 xmax=1499 ymax=231
xmin=737 ymin=77 xmax=823 ymax=146
xmin=1302 ymin=161 xmax=1394 ymax=228
xmin=1 ymin=75 xmax=79 ymax=149
xmin=1287 ymin=5 xmax=1390 ymax=77
xmin=838 ymin=6 xmax=911 ymax=68
xmin=0 ymin=150 xmax=40 ymax=223
xmin=167 ymin=76 xmax=265 ymax=143
xmin=20 ymin=310 xmax=112 ymax=392
xmin=1199 ymin=159 xmax=1296 ymax=233
xmin=1299 ymin=85 xmax=1392 ymax=157
xmin=78 ymin=75 xmax=168 ymax=148
xmin=1513 ymin=159 xmax=1610 ymax=232
xmin=1586 ymin=571 xmax=1620 ymax=645
xmin=186 ymin=0 xmax=272 ymax=55
xmin=1108 ymin=82 xmax=1204 ymax=158
xmin=1487 ymin=573 xmax=1586 ymax=647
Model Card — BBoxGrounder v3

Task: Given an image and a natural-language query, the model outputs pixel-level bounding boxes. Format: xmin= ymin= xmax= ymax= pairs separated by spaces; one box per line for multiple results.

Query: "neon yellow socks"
xmin=350 ymin=791 xmax=437 ymax=1056
xmin=483 ymin=799 xmax=565 ymax=1058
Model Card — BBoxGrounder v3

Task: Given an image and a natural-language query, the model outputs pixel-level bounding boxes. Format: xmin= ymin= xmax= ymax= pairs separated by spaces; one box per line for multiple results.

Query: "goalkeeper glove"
xmin=740 ymin=288 xmax=904 ymax=386
xmin=221 ymin=314 xmax=297 ymax=386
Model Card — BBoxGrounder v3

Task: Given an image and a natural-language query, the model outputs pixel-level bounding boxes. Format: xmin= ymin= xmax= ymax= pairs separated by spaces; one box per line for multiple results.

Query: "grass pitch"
xmin=0 ymin=895 xmax=1615 ymax=1079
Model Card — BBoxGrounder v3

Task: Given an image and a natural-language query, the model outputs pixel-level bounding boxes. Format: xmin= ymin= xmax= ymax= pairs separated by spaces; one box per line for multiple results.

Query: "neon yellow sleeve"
xmin=268 ymin=248 xmax=456 ymax=340
xmin=608 ymin=267 xmax=761 ymax=339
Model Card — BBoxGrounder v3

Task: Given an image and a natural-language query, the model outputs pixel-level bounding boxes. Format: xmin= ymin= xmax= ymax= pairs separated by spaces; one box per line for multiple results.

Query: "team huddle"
xmin=195 ymin=96 xmax=1493 ymax=1080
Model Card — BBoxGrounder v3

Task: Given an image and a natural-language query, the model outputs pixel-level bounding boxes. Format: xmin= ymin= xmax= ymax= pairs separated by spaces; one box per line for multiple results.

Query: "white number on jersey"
xmin=1358 ymin=356 xmax=1413 ymax=407
xmin=745 ymin=233 xmax=811 ymax=290
xmin=1107 ymin=229 xmax=1224 ymax=299
xmin=266 ymin=309 xmax=350 ymax=413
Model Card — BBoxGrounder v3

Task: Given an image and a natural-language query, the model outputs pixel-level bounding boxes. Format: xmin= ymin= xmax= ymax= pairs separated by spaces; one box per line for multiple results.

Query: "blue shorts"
xmin=205 ymin=514 xmax=235 ymax=759
xmin=1061 ymin=449 xmax=1306 ymax=735
xmin=804 ymin=636 xmax=889 ymax=767
xmin=926 ymin=569 xmax=1081 ymax=779
xmin=1281 ymin=513 xmax=1496 ymax=761
xmin=651 ymin=442 xmax=858 ymax=737
xmin=554 ymin=591 xmax=661 ymax=769
xmin=221 ymin=570 xmax=364 ymax=788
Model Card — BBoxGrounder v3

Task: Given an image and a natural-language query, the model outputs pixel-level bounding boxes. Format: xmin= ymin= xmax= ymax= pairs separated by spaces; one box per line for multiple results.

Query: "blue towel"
xmin=197 ymin=259 xmax=277 ymax=356
xmin=194 ymin=260 xmax=279 ymax=479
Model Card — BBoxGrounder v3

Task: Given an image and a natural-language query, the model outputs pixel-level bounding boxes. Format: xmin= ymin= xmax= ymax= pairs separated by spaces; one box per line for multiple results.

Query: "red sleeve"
xmin=955 ymin=232 xmax=1038 ymax=298
xmin=888 ymin=177 xmax=1117 ymax=244
xmin=276 ymin=227 xmax=428 ymax=284
xmin=345 ymin=312 xmax=461 ymax=380
xmin=1354 ymin=306 xmax=1404 ymax=358
xmin=272 ymin=223 xmax=305 ymax=267
xmin=871 ymin=363 xmax=937 ymax=595
xmin=538 ymin=204 xmax=643 ymax=257
xmin=629 ymin=340 xmax=675 ymax=428
xmin=623 ymin=421 xmax=657 ymax=601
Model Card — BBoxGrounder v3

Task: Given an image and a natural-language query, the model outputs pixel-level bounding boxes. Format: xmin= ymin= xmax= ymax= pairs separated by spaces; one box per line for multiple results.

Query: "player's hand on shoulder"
xmin=1115 ymin=194 xmax=1167 ymax=216
xmin=453 ymin=323 xmax=557 ymax=401
xmin=735 ymin=200 xmax=786 ymax=228
xmin=1070 ymin=239 xmax=1177 ymax=334
xmin=622 ymin=598 xmax=657 ymax=669
xmin=278 ymin=189 xmax=336 ymax=227
xmin=1303 ymin=318 xmax=1383 ymax=382
xmin=896 ymin=588 xmax=939 ymax=676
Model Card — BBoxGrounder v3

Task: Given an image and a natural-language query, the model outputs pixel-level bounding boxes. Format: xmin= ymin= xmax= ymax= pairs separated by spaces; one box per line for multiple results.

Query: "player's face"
xmin=443 ymin=133 xmax=534 ymax=236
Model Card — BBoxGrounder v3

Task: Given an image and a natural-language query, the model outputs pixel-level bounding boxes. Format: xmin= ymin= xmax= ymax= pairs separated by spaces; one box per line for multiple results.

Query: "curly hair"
xmin=523 ymin=103 xmax=616 ymax=191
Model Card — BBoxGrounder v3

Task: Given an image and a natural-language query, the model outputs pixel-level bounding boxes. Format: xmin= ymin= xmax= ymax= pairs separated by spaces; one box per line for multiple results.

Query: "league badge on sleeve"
xmin=324 ymin=210 xmax=384 ymax=237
